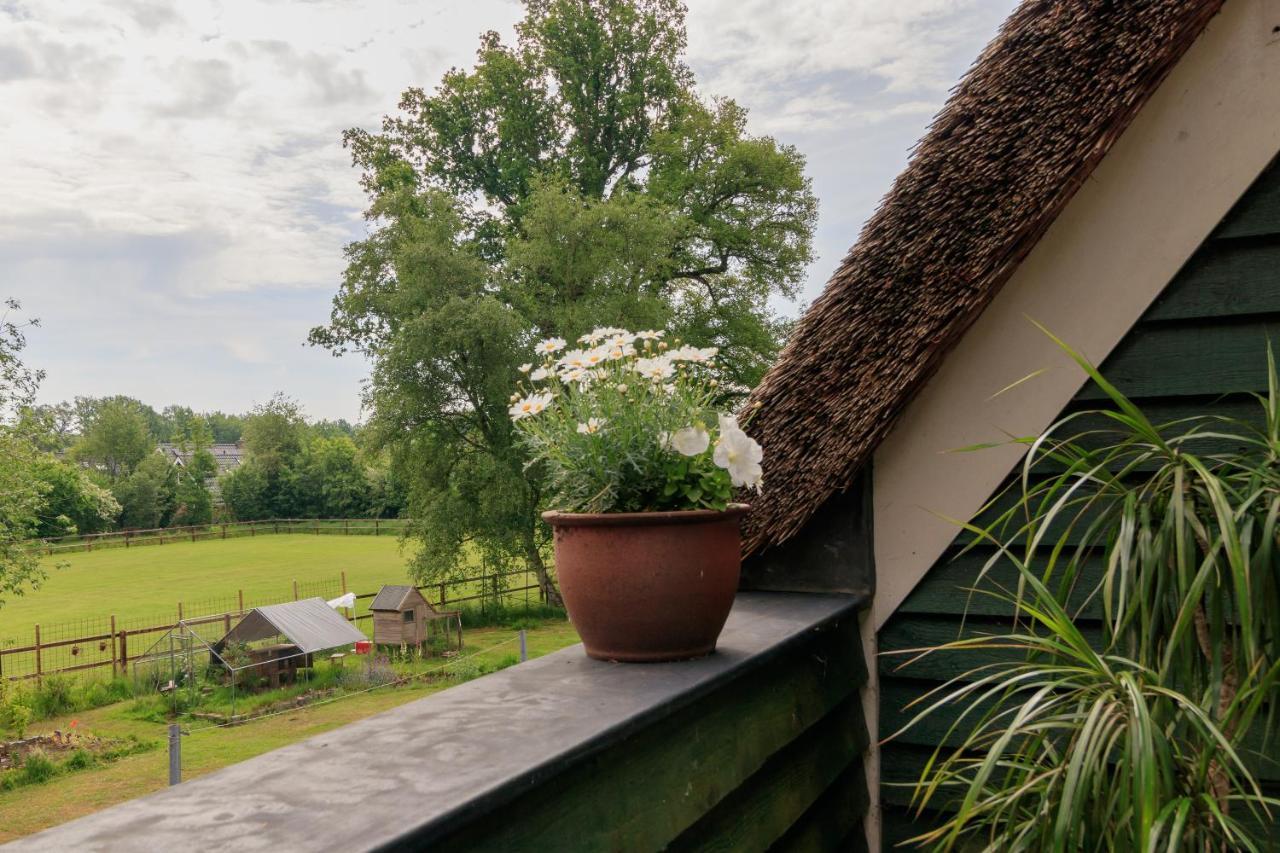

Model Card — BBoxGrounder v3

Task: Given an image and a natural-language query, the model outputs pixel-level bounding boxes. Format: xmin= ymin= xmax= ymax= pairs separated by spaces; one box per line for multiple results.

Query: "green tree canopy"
xmin=28 ymin=459 xmax=120 ymax=538
xmin=72 ymin=398 xmax=154 ymax=478
xmin=312 ymin=0 xmax=817 ymax=600
xmin=113 ymin=453 xmax=177 ymax=530
xmin=0 ymin=299 xmax=48 ymax=607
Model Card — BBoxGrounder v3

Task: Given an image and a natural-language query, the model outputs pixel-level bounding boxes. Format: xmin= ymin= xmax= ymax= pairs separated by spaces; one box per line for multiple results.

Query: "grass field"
xmin=0 ymin=535 xmax=418 ymax=644
xmin=0 ymin=621 xmax=581 ymax=842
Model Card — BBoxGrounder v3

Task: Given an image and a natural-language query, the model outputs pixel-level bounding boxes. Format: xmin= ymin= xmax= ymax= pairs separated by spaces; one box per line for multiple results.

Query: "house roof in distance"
xmin=216 ymin=598 xmax=366 ymax=654
xmin=741 ymin=0 xmax=1226 ymax=555
xmin=369 ymin=584 xmax=425 ymax=612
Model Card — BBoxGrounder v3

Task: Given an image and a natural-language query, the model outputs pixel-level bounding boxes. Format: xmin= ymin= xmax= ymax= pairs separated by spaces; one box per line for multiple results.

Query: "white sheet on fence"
xmin=326 ymin=592 xmax=356 ymax=610
xmin=217 ymin=598 xmax=365 ymax=654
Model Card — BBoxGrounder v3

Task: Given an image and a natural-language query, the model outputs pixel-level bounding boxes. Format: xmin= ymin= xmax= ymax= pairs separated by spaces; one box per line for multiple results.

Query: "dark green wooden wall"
xmin=878 ymin=155 xmax=1280 ymax=848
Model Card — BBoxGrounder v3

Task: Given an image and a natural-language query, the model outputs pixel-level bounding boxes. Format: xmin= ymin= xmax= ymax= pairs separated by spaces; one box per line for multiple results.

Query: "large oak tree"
xmin=312 ymin=0 xmax=817 ymax=601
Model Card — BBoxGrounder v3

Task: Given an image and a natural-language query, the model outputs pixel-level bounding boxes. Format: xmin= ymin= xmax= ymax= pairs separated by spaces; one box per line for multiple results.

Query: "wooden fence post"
xmin=224 ymin=613 xmax=231 ymax=635
xmin=374 ymin=519 xmax=380 ymax=537
xmin=341 ymin=571 xmax=347 ymax=595
xmin=293 ymin=580 xmax=299 ymax=600
xmin=34 ymin=625 xmax=41 ymax=682
xmin=124 ymin=532 xmax=130 ymax=549
xmin=110 ymin=616 xmax=118 ymax=675
xmin=439 ymin=583 xmax=447 ymax=606
xmin=119 ymin=630 xmax=128 ymax=670
xmin=221 ymin=524 xmax=227 ymax=540
xmin=238 ymin=589 xmax=244 ymax=613
xmin=344 ymin=520 xmax=349 ymax=536
xmin=178 ymin=602 xmax=184 ymax=622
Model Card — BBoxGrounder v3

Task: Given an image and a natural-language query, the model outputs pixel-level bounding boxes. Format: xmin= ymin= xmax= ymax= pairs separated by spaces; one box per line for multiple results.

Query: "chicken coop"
xmin=369 ymin=585 xmax=462 ymax=654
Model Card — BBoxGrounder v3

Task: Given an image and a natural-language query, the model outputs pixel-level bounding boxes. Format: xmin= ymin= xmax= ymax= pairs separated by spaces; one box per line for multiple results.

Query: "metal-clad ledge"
xmin=7 ymin=592 xmax=867 ymax=853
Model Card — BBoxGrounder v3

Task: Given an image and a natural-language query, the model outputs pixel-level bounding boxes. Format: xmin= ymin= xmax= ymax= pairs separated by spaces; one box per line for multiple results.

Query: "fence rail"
xmin=0 ymin=568 xmax=547 ymax=682
xmin=28 ymin=518 xmax=413 ymax=556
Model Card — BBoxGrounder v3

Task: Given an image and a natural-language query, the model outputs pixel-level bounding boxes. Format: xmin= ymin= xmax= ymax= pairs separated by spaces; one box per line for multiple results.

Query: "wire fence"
xmin=28 ymin=518 xmax=413 ymax=556
xmin=0 ymin=568 xmax=547 ymax=682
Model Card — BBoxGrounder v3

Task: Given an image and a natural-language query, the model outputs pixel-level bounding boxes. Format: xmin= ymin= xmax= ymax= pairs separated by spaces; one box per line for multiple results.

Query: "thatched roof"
xmin=742 ymin=0 xmax=1225 ymax=555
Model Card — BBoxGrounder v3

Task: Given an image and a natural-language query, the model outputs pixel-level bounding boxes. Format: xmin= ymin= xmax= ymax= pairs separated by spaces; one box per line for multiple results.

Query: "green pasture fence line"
xmin=0 ymin=568 xmax=547 ymax=683
xmin=27 ymin=518 xmax=414 ymax=556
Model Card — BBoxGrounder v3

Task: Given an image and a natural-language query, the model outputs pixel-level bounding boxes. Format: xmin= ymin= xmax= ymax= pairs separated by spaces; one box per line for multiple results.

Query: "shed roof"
xmin=217 ymin=598 xmax=366 ymax=654
xmin=369 ymin=585 xmax=425 ymax=611
xmin=741 ymin=0 xmax=1226 ymax=555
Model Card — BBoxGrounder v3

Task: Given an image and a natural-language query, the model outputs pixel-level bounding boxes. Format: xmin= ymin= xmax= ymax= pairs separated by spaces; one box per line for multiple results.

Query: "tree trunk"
xmin=524 ymin=533 xmax=563 ymax=608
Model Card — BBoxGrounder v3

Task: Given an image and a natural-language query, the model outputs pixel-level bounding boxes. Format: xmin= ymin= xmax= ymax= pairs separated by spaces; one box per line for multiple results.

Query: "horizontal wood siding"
xmin=432 ymin=607 xmax=869 ymax=852
xmin=879 ymin=155 xmax=1280 ymax=846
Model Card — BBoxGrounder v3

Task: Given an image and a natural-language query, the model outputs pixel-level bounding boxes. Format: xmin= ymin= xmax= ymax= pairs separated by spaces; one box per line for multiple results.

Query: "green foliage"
xmin=218 ymin=461 xmax=272 ymax=521
xmin=314 ymin=0 xmax=814 ymax=596
xmin=240 ymin=393 xmax=305 ymax=478
xmin=111 ymin=453 xmax=177 ymax=530
xmin=1 ymin=696 xmax=33 ymax=739
xmin=28 ymin=458 xmax=120 ymax=537
xmin=63 ymin=748 xmax=96 ymax=771
xmin=892 ymin=337 xmax=1280 ymax=850
xmin=172 ymin=418 xmax=217 ymax=526
xmin=0 ymin=299 xmax=48 ymax=608
xmin=284 ymin=436 xmax=373 ymax=518
xmin=19 ymin=750 xmax=55 ymax=785
xmin=72 ymin=398 xmax=153 ymax=478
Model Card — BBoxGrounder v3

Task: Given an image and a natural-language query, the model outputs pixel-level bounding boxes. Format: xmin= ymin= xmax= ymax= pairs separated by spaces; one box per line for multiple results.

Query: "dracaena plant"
xmin=888 ymin=331 xmax=1280 ymax=851
xmin=509 ymin=327 xmax=763 ymax=514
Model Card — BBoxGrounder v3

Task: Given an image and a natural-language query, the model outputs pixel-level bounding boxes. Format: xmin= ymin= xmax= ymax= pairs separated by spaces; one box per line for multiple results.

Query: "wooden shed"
xmin=369 ymin=585 xmax=435 ymax=647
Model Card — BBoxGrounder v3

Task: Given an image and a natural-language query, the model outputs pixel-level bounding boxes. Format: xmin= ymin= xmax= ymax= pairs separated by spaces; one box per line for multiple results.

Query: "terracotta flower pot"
xmin=542 ymin=504 xmax=749 ymax=662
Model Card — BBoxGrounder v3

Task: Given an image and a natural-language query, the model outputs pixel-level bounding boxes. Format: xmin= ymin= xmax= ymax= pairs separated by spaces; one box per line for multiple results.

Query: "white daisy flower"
xmin=537 ymin=337 xmax=567 ymax=355
xmin=576 ymin=418 xmax=606 ymax=435
xmin=508 ymin=392 xmax=554 ymax=421
xmin=530 ymin=366 xmax=549 ymax=381
xmin=518 ymin=363 xmax=532 ymax=373
xmin=633 ymin=356 xmax=674 ymax=381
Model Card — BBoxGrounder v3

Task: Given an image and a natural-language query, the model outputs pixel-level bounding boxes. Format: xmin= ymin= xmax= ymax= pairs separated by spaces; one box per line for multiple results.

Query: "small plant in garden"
xmin=509 ymin=328 xmax=763 ymax=513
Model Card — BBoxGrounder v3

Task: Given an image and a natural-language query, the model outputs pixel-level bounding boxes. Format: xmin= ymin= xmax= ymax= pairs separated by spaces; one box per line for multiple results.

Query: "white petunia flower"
xmin=537 ymin=337 xmax=567 ymax=355
xmin=509 ymin=392 xmax=555 ymax=421
xmin=713 ymin=413 xmax=764 ymax=491
xmin=576 ymin=418 xmax=606 ymax=435
xmin=633 ymin=356 xmax=674 ymax=381
xmin=666 ymin=425 xmax=710 ymax=456
xmin=530 ymin=366 xmax=549 ymax=381
xmin=518 ymin=363 xmax=532 ymax=373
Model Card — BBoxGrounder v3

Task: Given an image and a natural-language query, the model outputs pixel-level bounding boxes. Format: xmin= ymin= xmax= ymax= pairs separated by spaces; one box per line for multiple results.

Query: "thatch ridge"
xmin=742 ymin=0 xmax=1226 ymax=555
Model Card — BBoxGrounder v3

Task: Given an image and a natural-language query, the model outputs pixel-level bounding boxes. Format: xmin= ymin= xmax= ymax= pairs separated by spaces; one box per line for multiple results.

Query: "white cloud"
xmin=0 ymin=0 xmax=1014 ymax=420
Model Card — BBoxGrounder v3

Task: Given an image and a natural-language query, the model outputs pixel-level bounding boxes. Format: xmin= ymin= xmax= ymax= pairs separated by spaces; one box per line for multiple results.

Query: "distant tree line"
xmin=11 ymin=384 xmax=403 ymax=538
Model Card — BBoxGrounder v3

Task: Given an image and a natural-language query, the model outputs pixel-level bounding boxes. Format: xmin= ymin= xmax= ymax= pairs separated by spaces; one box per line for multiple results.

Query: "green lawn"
xmin=1 ymin=535 xmax=417 ymax=646
xmin=0 ymin=621 xmax=581 ymax=843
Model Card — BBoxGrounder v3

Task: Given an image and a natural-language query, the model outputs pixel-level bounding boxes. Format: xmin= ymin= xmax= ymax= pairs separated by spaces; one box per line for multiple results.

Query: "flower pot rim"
xmin=542 ymin=503 xmax=749 ymax=527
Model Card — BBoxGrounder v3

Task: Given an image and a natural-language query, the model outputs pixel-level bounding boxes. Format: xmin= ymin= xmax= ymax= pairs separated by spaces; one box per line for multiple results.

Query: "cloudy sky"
xmin=1 ymin=0 xmax=1017 ymax=422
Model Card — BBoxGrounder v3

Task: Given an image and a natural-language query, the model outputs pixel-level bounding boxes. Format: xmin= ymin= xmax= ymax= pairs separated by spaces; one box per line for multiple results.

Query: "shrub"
xmin=20 ymin=750 xmax=56 ymax=785
xmin=64 ymin=748 xmax=96 ymax=771
xmin=30 ymin=675 xmax=74 ymax=719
